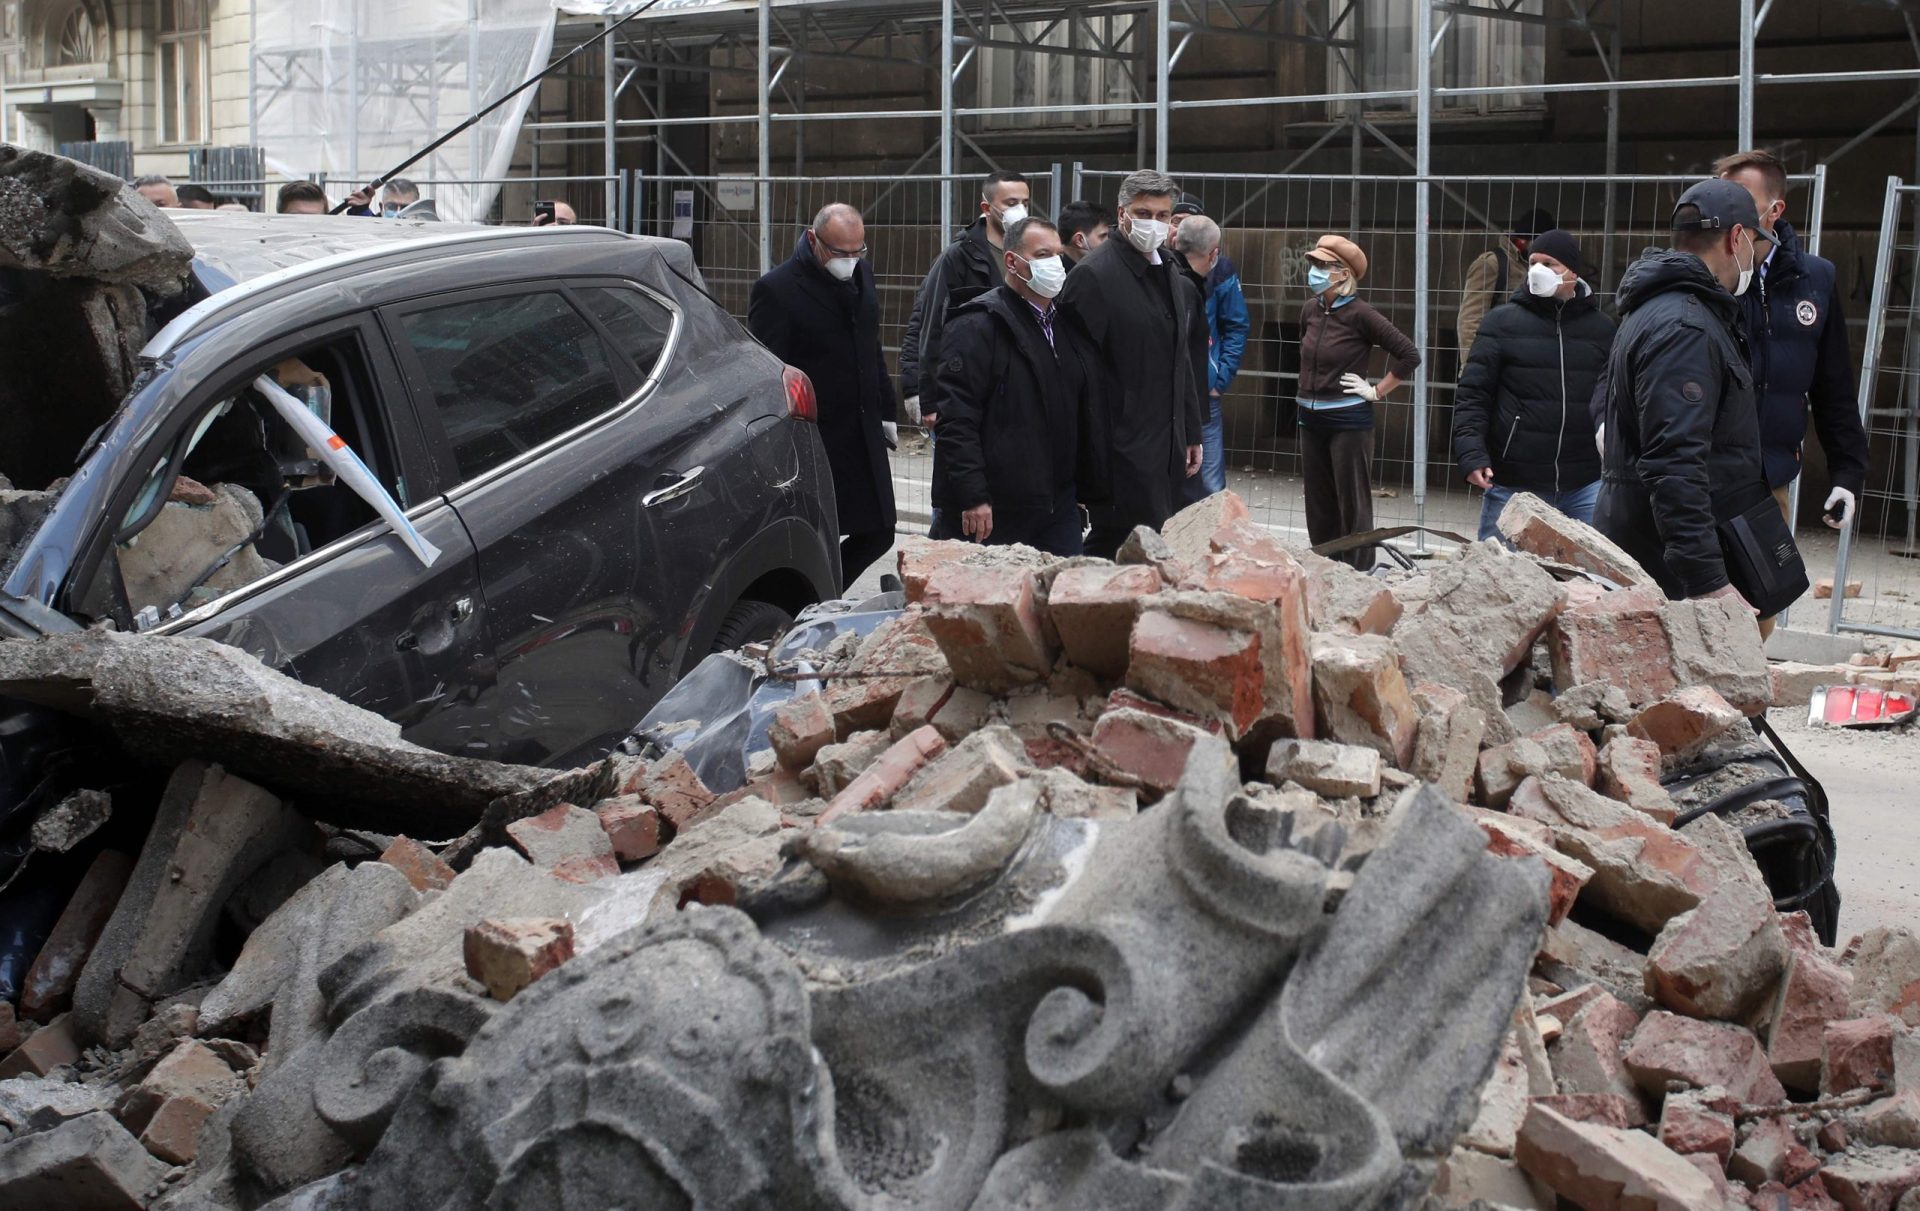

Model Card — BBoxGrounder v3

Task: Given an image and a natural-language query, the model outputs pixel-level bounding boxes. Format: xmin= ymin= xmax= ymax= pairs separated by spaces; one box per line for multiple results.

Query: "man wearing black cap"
xmin=1452 ymin=228 xmax=1616 ymax=539
xmin=1593 ymin=180 xmax=1775 ymax=607
xmin=1458 ymin=208 xmax=1554 ymax=360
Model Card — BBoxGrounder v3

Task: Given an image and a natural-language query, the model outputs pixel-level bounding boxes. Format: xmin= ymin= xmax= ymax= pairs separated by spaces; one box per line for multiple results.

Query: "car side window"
xmin=398 ymin=291 xmax=623 ymax=482
xmin=577 ymin=285 xmax=675 ymax=380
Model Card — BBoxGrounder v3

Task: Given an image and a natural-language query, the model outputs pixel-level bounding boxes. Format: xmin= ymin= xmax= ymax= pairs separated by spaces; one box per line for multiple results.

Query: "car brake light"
xmin=783 ymin=366 xmax=817 ymax=423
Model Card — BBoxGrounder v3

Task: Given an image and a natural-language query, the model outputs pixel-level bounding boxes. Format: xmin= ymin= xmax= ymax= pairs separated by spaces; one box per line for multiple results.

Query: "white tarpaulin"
xmin=251 ymin=0 xmax=558 ymax=223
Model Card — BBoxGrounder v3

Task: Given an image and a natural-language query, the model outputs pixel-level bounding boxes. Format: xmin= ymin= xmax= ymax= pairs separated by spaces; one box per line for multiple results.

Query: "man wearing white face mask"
xmin=1452 ymin=228 xmax=1615 ymax=540
xmin=927 ymin=218 xmax=1110 ymax=555
xmin=1057 ymin=169 xmax=1208 ymax=559
xmin=899 ymin=171 xmax=1031 ymax=434
xmin=1595 ymin=180 xmax=1781 ymax=610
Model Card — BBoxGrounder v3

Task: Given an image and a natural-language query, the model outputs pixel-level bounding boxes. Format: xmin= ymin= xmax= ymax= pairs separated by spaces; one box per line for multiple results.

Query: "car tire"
xmin=708 ymin=599 xmax=793 ymax=654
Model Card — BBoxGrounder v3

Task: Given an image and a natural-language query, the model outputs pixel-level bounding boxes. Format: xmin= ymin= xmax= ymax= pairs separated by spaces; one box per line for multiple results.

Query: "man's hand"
xmin=903 ymin=395 xmax=922 ymax=426
xmin=1184 ymin=445 xmax=1204 ymax=477
xmin=961 ymin=503 xmax=993 ymax=541
xmin=1466 ymin=467 xmax=1494 ymax=490
xmin=1698 ymin=583 xmax=1758 ymax=616
xmin=1595 ymin=423 xmax=1606 ymax=459
xmin=1824 ymin=486 xmax=1856 ymax=530
xmin=1338 ymin=372 xmax=1380 ymax=403
xmin=345 ymin=187 xmax=374 ymax=210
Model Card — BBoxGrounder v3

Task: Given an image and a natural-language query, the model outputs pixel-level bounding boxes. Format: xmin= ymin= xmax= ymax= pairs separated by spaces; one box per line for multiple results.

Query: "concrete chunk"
xmin=1309 ymin=632 xmax=1419 ymax=767
xmin=1497 ymin=492 xmax=1657 ymax=588
xmin=0 ymin=1110 xmax=168 ymax=1210
xmin=920 ymin=564 xmax=1056 ymax=692
xmin=1515 ymin=1103 xmax=1726 ymax=1211
xmin=1623 ymin=1010 xmax=1787 ymax=1105
xmin=463 ymin=918 xmax=575 ymax=1002
xmin=1265 ymin=737 xmax=1382 ymax=798
xmin=1628 ymin=685 xmax=1745 ymax=758
xmin=1047 ymin=563 xmax=1163 ymax=679
xmin=17 ymin=849 xmax=132 ymax=1022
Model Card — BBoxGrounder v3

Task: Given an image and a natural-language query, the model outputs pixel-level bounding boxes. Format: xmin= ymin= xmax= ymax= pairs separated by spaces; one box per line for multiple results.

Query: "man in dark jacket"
xmin=1058 ymin=170 xmax=1207 ymax=559
xmin=1173 ymin=214 xmax=1252 ymax=505
xmin=1595 ymin=180 xmax=1773 ymax=605
xmin=899 ymin=170 xmax=1031 ymax=428
xmin=1453 ymin=228 xmax=1615 ymax=539
xmin=929 ymin=218 xmax=1109 ymax=555
xmin=748 ymin=203 xmax=898 ymax=590
xmin=1715 ymin=149 xmax=1869 ymax=532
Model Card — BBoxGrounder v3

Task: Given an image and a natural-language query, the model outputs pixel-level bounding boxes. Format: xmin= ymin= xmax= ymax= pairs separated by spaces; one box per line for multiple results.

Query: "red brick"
xmin=1549 ymin=588 xmax=1679 ymax=706
xmin=1595 ymin=736 xmax=1679 ymax=824
xmin=1728 ymin=1117 xmax=1821 ymax=1189
xmin=1411 ymin=682 xmax=1485 ymax=804
xmin=1529 ymin=1092 xmax=1649 ymax=1129
xmin=1266 ymin=738 xmax=1382 ymax=798
xmin=463 ymin=917 xmax=575 ymax=1002
xmin=0 ymin=1002 xmax=17 ymax=1053
xmin=1820 ymin=1148 xmax=1920 ymax=1210
xmin=1823 ymin=1015 xmax=1900 ymax=1094
xmin=1309 ymin=633 xmax=1418 ymax=768
xmin=592 ymin=795 xmax=663 ymax=862
xmin=1624 ymin=1010 xmax=1787 ymax=1105
xmin=1478 ymin=725 xmax=1597 ymax=807
xmin=378 ymin=835 xmax=455 ymax=893
xmin=895 ymin=536 xmax=979 ymax=603
xmin=1768 ymin=949 xmax=1856 ymax=1094
xmin=1160 ymin=489 xmax=1250 ymax=563
xmin=0 ymin=1012 xmax=79 ymax=1078
xmin=634 ymin=750 xmax=718 ymax=832
xmin=1846 ymin=927 xmax=1920 ymax=1029
xmin=892 ymin=727 xmax=1028 ymax=815
xmin=1509 ymin=775 xmax=1716 ymax=935
xmin=921 ymin=564 xmax=1056 ymax=692
xmin=818 ymin=725 xmax=949 ymax=824
xmin=117 ymin=1040 xmax=241 ymax=1135
xmin=1628 ymin=685 xmax=1746 ymax=758
xmin=1089 ymin=707 xmax=1212 ymax=800
xmin=138 ymin=1094 xmax=215 ymax=1164
xmin=1746 ymin=1177 xmax=1844 ymax=1210
xmin=1645 ymin=863 xmax=1789 ymax=1022
xmin=504 ymin=804 xmax=619 ymax=884
xmin=769 ymin=691 xmax=836 ymax=770
xmin=1126 ymin=609 xmax=1265 ymax=739
xmin=1496 ymin=493 xmax=1657 ymax=588
xmin=1657 ymin=1089 xmax=1736 ymax=1164
xmin=1048 ymin=563 xmax=1164 ymax=680
xmin=1548 ymin=992 xmax=1645 ymax=1103
xmin=18 ymin=848 xmax=132 ymax=1021
xmin=1515 ymin=1103 xmax=1730 ymax=1210
xmin=1474 ymin=810 xmax=1592 ymax=925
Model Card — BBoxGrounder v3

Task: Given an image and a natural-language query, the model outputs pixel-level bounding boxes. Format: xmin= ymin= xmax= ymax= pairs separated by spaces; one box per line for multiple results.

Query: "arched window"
xmin=50 ymin=3 xmax=102 ymax=66
xmin=157 ymin=0 xmax=209 ymax=144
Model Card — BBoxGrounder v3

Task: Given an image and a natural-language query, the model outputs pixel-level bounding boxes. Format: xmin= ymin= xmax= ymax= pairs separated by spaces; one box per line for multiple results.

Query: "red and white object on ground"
xmin=1809 ymin=684 xmax=1918 ymax=728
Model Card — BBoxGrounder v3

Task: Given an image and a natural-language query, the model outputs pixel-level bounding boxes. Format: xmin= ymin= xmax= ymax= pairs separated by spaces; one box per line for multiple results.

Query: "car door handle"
xmin=643 ymin=466 xmax=706 ymax=508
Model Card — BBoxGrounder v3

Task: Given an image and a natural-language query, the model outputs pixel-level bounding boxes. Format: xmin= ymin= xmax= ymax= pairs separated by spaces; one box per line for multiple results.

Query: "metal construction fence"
xmin=1829 ymin=177 xmax=1920 ymax=642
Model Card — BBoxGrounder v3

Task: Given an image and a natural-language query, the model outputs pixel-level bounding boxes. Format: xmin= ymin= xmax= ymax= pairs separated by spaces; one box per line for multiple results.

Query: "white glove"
xmin=1824 ymin=486 xmax=1856 ymax=529
xmin=903 ymin=395 xmax=922 ymax=426
xmin=1339 ymin=372 xmax=1380 ymax=403
xmin=882 ymin=421 xmax=899 ymax=450
xmin=1595 ymin=423 xmax=1605 ymax=459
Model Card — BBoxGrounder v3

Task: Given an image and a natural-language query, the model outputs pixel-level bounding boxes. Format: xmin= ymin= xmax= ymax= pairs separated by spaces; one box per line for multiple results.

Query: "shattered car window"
xmin=398 ymin=291 xmax=624 ymax=481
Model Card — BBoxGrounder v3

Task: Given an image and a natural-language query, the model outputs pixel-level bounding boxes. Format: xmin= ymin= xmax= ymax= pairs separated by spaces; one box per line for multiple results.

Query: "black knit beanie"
xmin=1527 ymin=228 xmax=1583 ymax=275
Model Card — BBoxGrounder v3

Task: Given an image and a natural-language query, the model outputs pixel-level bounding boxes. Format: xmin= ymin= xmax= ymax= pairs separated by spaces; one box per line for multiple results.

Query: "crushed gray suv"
xmin=0 ymin=212 xmax=841 ymax=769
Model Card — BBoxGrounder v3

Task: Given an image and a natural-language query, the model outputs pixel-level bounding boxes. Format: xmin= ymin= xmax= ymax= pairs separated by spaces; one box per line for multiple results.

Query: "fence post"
xmin=940 ymin=0 xmax=955 ymax=238
xmin=757 ymin=0 xmax=772 ymax=274
xmin=605 ymin=15 xmax=618 ymax=231
xmin=1155 ymin=0 xmax=1171 ymax=171
xmin=1049 ymin=162 xmax=1063 ymax=218
xmin=1071 ymin=161 xmax=1084 ymax=201
xmin=1830 ymin=175 xmax=1903 ymax=634
xmin=1411 ymin=0 xmax=1435 ymax=550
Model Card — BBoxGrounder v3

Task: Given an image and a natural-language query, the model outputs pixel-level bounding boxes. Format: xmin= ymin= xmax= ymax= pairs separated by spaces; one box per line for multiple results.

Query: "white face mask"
xmin=997 ymin=201 xmax=1029 ymax=228
xmin=1526 ymin=262 xmax=1564 ymax=298
xmin=1017 ymin=253 xmax=1066 ymax=299
xmin=1732 ymin=230 xmax=1755 ymax=297
xmin=825 ymin=256 xmax=859 ymax=282
xmin=1125 ymin=215 xmax=1168 ymax=255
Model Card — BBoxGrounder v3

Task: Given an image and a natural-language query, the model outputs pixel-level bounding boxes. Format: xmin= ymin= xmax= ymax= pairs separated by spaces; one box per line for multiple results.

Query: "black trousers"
xmin=840 ymin=530 xmax=893 ymax=591
xmin=1301 ymin=424 xmax=1375 ymax=570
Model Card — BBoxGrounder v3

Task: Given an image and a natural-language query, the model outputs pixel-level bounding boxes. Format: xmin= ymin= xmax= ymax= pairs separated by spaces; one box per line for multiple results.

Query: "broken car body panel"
xmin=2 ymin=213 xmax=838 ymax=768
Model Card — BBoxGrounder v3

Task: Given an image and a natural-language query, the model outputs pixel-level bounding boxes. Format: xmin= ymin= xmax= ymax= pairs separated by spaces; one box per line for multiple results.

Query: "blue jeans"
xmin=1179 ymin=394 xmax=1228 ymax=506
xmin=1478 ymin=480 xmax=1601 ymax=541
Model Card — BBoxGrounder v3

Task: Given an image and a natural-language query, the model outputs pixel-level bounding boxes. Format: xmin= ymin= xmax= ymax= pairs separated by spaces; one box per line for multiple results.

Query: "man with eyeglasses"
xmin=749 ymin=203 xmax=899 ymax=589
xmin=928 ymin=217 xmax=1108 ymax=556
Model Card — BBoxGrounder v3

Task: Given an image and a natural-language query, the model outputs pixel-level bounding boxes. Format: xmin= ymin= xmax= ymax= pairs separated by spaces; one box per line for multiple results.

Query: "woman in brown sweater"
xmin=1297 ymin=234 xmax=1422 ymax=569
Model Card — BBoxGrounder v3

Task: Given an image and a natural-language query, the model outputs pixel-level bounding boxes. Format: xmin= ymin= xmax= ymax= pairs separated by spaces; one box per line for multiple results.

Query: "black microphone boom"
xmin=329 ymin=0 xmax=664 ymax=215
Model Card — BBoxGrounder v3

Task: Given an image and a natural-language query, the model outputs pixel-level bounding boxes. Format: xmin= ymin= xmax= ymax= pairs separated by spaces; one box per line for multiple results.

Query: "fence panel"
xmin=1831 ymin=178 xmax=1920 ymax=641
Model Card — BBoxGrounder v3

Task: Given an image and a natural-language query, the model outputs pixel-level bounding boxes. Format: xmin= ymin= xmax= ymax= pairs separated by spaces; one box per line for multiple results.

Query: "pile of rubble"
xmin=0 ymin=490 xmax=1914 ymax=1210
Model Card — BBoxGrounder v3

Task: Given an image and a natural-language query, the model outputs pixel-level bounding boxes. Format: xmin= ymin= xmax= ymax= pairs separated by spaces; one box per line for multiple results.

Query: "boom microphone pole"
xmin=329 ymin=0 xmax=664 ymax=215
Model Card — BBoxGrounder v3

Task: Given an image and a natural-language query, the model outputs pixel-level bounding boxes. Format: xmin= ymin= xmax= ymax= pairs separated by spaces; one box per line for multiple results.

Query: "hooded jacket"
xmin=929 ymin=285 xmax=1110 ymax=514
xmin=899 ymin=217 xmax=1004 ymax=408
xmin=1593 ymin=249 xmax=1771 ymax=599
xmin=1452 ymin=281 xmax=1615 ymax=493
xmin=1737 ymin=222 xmax=1868 ymax=495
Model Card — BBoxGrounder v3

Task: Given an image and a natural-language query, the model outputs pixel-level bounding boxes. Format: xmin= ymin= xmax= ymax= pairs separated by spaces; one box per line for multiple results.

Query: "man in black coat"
xmin=1595 ymin=180 xmax=1773 ymax=605
xmin=748 ymin=203 xmax=898 ymax=590
xmin=1453 ymin=228 xmax=1616 ymax=539
xmin=899 ymin=170 xmax=1031 ymax=428
xmin=929 ymin=217 xmax=1109 ymax=556
xmin=1057 ymin=169 xmax=1207 ymax=558
xmin=1716 ymin=149 xmax=1869 ymax=532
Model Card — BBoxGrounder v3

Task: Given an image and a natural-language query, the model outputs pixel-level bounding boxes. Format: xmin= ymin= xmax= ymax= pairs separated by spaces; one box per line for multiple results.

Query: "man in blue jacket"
xmin=1172 ymin=214 xmax=1250 ymax=502
xmin=1715 ymin=149 xmax=1869 ymax=533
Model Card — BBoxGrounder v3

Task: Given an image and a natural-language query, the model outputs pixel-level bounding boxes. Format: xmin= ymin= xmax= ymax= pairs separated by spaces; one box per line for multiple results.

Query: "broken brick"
xmin=808 ymin=730 xmax=892 ymax=798
xmin=1530 ymin=1093 xmax=1649 ymax=1130
xmin=1090 ymin=707 xmax=1213 ymax=800
xmin=1126 ymin=607 xmax=1265 ymax=738
xmin=1662 ymin=597 xmax=1772 ymax=716
xmin=1628 ymin=685 xmax=1745 ymax=758
xmin=1847 ymin=1088 xmax=1920 ymax=1150
xmin=1623 ymin=1010 xmax=1787 ymax=1105
xmin=1266 ymin=737 xmax=1383 ymax=799
xmin=18 ymin=848 xmax=133 ymax=1022
xmin=0 ymin=1111 xmax=169 ymax=1210
xmin=1047 ymin=563 xmax=1164 ymax=680
xmin=136 ymin=1093 xmax=213 ymax=1165
xmin=1728 ymin=1117 xmax=1820 ymax=1189
xmin=1292 ymin=547 xmax=1404 ymax=636
xmin=504 ymin=804 xmax=619 ymax=884
xmin=1478 ymin=725 xmax=1597 ymax=807
xmin=892 ymin=726 xmax=1028 ymax=815
xmin=1410 ymin=682 xmax=1486 ymax=804
xmin=1768 ymin=949 xmax=1857 ymax=1094
xmin=1309 ymin=632 xmax=1418 ymax=767
xmin=1549 ymin=588 xmax=1679 ymax=706
xmin=1548 ymin=991 xmax=1645 ymax=1103
xmin=0 ymin=1013 xmax=79 ymax=1079
xmin=1645 ymin=837 xmax=1789 ymax=1022
xmin=1824 ymin=1015 xmax=1900 ymax=1095
xmin=462 ymin=917 xmax=575 ymax=1002
xmin=818 ymin=725 xmax=949 ymax=824
xmin=1515 ymin=1103 xmax=1729 ymax=1211
xmin=1846 ymin=927 xmax=1920 ymax=1028
xmin=633 ymin=750 xmax=718 ymax=833
xmin=894 ymin=536 xmax=979 ymax=603
xmin=1159 ymin=489 xmax=1250 ymax=564
xmin=1595 ymin=735 xmax=1679 ymax=825
xmin=115 ymin=1039 xmax=242 ymax=1136
xmin=1496 ymin=492 xmax=1657 ymax=588
xmin=769 ymin=691 xmax=836 ymax=770
xmin=378 ymin=836 xmax=455 ymax=893
xmin=592 ymin=795 xmax=663 ymax=862
xmin=1820 ymin=1147 xmax=1920 ymax=1211
xmin=921 ymin=563 xmax=1056 ymax=693
xmin=1508 ymin=775 xmax=1715 ymax=935
xmin=1474 ymin=809 xmax=1592 ymax=925
xmin=1657 ymin=1088 xmax=1736 ymax=1165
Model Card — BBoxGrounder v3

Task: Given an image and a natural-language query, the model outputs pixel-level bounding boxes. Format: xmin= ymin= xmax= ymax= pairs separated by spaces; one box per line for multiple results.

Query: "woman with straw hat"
xmin=1296 ymin=234 xmax=1420 ymax=570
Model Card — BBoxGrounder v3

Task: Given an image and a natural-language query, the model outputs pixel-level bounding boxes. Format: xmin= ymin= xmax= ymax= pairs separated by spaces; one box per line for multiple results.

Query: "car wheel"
xmin=708 ymin=599 xmax=793 ymax=654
